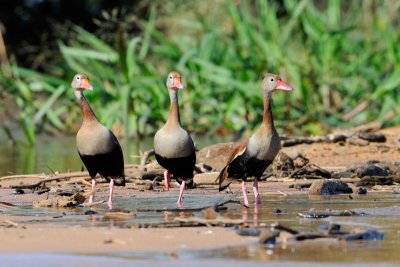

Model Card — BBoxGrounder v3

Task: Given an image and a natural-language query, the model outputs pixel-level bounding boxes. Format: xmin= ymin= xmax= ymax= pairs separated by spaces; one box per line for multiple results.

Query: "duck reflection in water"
xmin=242 ymin=205 xmax=260 ymax=227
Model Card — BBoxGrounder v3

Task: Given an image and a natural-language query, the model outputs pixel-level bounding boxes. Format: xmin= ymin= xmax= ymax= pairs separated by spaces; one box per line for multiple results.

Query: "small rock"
xmin=358 ymin=132 xmax=386 ymax=143
xmin=289 ymin=183 xmax=312 ymax=190
xmin=346 ymin=136 xmax=369 ymax=146
xmin=341 ymin=230 xmax=384 ymax=241
xmin=14 ymin=188 xmax=25 ymax=195
xmin=331 ymin=171 xmax=354 ymax=178
xmin=84 ymin=210 xmax=97 ymax=215
xmin=236 ymin=227 xmax=262 ymax=236
xmin=356 ymin=164 xmax=389 ymax=177
xmin=308 ymin=179 xmax=353 ymax=195
xmin=259 ymin=233 xmax=278 ymax=245
xmin=357 ymin=187 xmax=367 ymax=195
xmin=273 ymin=208 xmax=282 ymax=214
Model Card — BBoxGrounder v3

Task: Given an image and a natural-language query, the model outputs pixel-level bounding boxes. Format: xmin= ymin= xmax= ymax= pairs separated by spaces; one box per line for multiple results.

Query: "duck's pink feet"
xmin=253 ymin=179 xmax=261 ymax=205
xmin=177 ymin=180 xmax=185 ymax=207
xmin=242 ymin=181 xmax=249 ymax=207
xmin=164 ymin=170 xmax=171 ymax=191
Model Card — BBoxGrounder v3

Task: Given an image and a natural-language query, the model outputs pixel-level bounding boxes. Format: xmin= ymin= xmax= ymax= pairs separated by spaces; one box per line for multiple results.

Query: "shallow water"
xmin=0 ymin=134 xmax=227 ymax=176
xmin=0 ymin=135 xmax=152 ymax=176
xmin=3 ymin=193 xmax=400 ymax=264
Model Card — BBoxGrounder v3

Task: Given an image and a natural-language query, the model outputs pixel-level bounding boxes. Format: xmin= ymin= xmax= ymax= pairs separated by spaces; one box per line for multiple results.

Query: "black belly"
xmin=155 ymin=152 xmax=196 ymax=180
xmin=227 ymin=151 xmax=272 ymax=181
xmin=79 ymin=150 xmax=125 ymax=186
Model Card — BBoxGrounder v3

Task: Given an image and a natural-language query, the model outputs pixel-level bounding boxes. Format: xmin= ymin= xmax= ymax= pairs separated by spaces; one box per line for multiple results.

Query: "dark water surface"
xmin=0 ymin=134 xmax=226 ymax=176
xmin=2 ymin=193 xmax=400 ymax=265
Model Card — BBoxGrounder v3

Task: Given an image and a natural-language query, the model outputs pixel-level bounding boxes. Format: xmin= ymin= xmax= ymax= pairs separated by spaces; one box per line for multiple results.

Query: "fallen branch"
xmin=9 ymin=172 xmax=92 ymax=191
xmin=0 ymin=174 xmax=48 ymax=181
xmin=131 ymin=221 xmax=207 ymax=228
xmin=298 ymin=210 xmax=359 ymax=219
xmin=0 ymin=201 xmax=16 ymax=208
xmin=0 ymin=220 xmax=19 ymax=227
xmin=174 ymin=216 xmax=243 ymax=227
xmin=136 ymin=199 xmax=244 ymax=213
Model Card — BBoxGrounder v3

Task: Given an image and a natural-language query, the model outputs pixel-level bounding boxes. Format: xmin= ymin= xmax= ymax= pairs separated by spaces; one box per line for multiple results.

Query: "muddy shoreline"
xmin=0 ymin=127 xmax=399 ymax=264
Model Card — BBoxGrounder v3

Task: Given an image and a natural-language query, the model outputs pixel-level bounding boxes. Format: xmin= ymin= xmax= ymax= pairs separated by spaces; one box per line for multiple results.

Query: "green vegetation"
xmin=1 ymin=0 xmax=399 ymax=145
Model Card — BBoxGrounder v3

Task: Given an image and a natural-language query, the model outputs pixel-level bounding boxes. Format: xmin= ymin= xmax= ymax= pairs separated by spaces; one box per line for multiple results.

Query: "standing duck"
xmin=154 ymin=71 xmax=196 ymax=206
xmin=72 ymin=74 xmax=125 ymax=209
xmin=217 ymin=73 xmax=293 ymax=206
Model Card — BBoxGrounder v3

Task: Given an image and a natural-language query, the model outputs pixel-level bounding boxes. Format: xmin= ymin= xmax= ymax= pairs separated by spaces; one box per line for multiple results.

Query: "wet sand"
xmin=0 ymin=182 xmax=293 ymax=254
xmin=0 ymin=127 xmax=399 ymax=265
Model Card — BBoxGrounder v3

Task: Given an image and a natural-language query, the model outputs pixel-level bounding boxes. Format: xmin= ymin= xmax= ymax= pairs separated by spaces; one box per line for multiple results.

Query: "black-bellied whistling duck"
xmin=154 ymin=71 xmax=196 ymax=206
xmin=72 ymin=74 xmax=125 ymax=209
xmin=217 ymin=73 xmax=293 ymax=206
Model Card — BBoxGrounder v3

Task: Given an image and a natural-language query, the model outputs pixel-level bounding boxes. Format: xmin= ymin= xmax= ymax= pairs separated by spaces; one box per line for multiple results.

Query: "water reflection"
xmin=242 ymin=205 xmax=260 ymax=227
xmin=0 ymin=134 xmax=228 ymax=176
xmin=0 ymin=136 xmax=156 ymax=176
xmin=3 ymin=193 xmax=400 ymax=263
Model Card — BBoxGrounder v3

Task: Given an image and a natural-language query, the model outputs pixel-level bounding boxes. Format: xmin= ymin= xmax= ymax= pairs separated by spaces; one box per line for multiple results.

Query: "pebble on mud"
xmin=273 ymin=208 xmax=283 ymax=214
xmin=356 ymin=164 xmax=389 ymax=177
xmin=357 ymin=187 xmax=368 ymax=194
xmin=308 ymin=179 xmax=353 ymax=195
xmin=346 ymin=136 xmax=370 ymax=146
xmin=14 ymin=188 xmax=25 ymax=195
xmin=84 ymin=210 xmax=97 ymax=215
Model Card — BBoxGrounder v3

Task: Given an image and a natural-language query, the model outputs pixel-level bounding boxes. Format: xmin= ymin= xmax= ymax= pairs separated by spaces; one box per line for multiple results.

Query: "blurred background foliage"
xmin=0 ymin=0 xmax=399 ymax=145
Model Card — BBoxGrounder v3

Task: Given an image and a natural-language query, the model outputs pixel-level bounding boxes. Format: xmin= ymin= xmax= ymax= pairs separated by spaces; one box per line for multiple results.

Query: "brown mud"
xmin=0 ymin=127 xmax=399 ymax=264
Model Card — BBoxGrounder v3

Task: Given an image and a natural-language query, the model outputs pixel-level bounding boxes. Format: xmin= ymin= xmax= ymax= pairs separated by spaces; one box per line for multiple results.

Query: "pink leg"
xmin=88 ymin=179 xmax=96 ymax=203
xmin=164 ymin=170 xmax=171 ymax=191
xmin=253 ymin=179 xmax=261 ymax=205
xmin=177 ymin=180 xmax=185 ymax=207
xmin=107 ymin=179 xmax=114 ymax=210
xmin=242 ymin=181 xmax=249 ymax=207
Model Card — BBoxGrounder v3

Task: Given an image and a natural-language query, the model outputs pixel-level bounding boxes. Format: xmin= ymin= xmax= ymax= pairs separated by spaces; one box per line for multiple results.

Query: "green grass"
xmin=1 ymin=0 xmax=399 ymax=144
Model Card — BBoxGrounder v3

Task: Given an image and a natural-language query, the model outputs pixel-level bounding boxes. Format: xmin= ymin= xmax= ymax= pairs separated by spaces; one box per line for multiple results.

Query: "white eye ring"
xmin=76 ymin=76 xmax=80 ymax=80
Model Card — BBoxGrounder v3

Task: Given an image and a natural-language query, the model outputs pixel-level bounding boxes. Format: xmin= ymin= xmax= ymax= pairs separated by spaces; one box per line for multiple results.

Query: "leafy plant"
xmin=1 ymin=0 xmax=399 ymax=145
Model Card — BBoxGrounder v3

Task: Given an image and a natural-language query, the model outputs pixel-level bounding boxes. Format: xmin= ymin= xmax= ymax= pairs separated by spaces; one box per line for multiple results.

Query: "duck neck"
xmin=166 ymin=89 xmax=181 ymax=126
xmin=261 ymin=93 xmax=275 ymax=132
xmin=74 ymin=90 xmax=98 ymax=123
